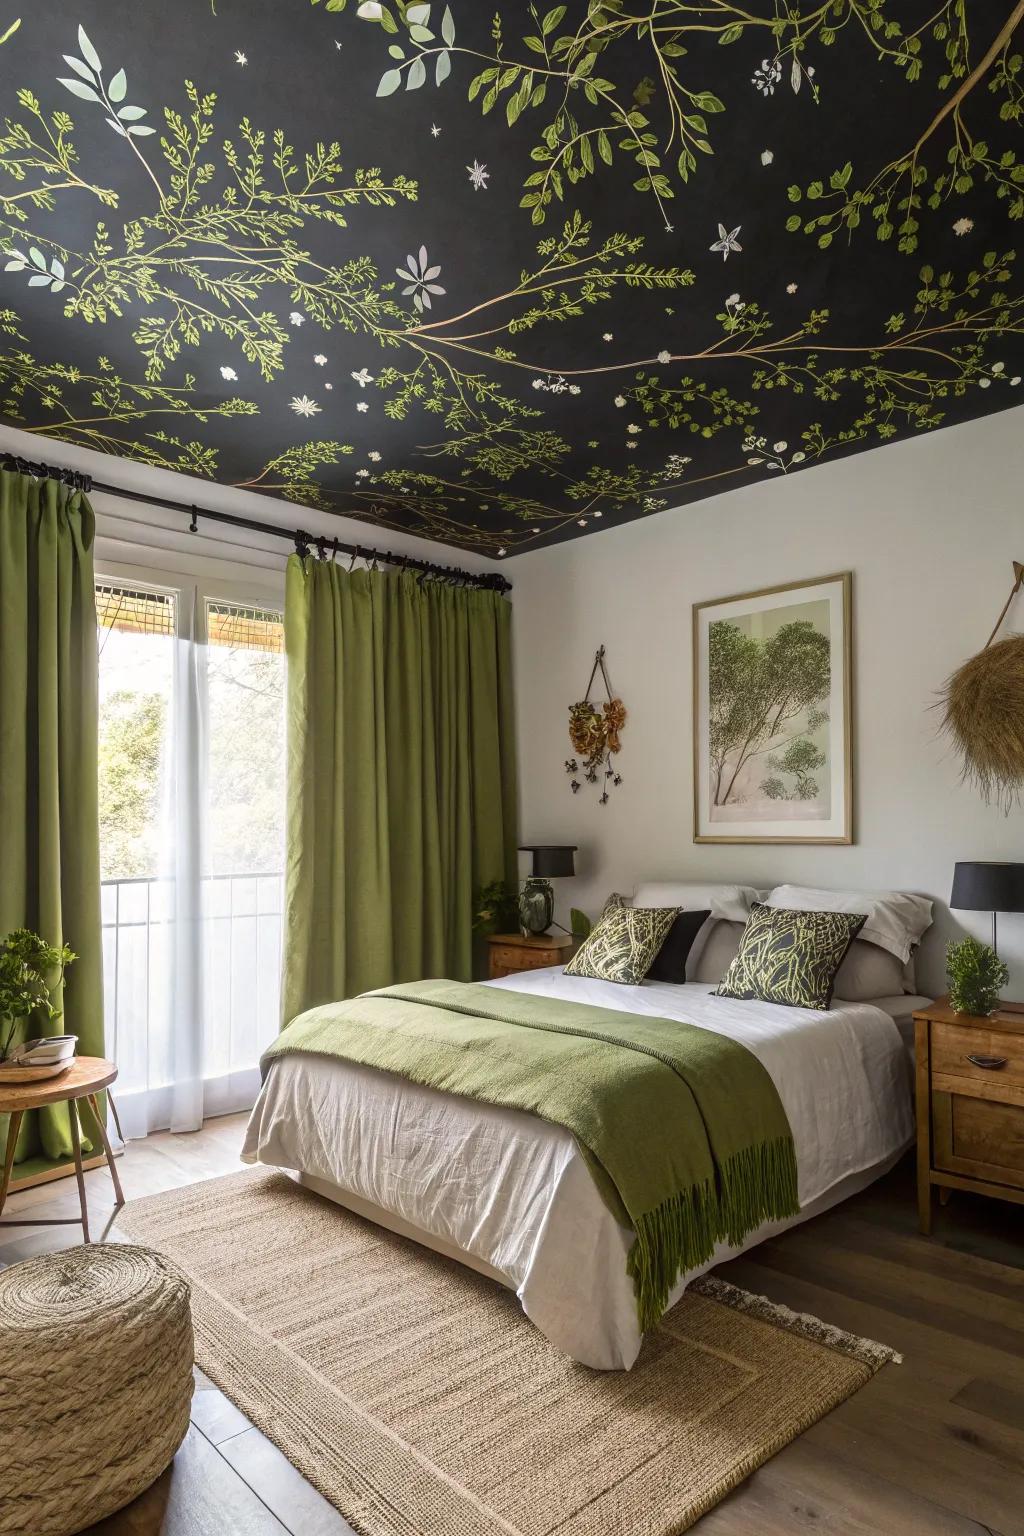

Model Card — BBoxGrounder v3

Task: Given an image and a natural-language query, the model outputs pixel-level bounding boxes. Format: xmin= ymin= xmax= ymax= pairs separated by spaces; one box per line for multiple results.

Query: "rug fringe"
xmin=691 ymin=1274 xmax=902 ymax=1369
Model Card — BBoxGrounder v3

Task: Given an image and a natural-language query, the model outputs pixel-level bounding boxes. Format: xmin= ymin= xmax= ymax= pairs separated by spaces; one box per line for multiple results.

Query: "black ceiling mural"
xmin=2 ymin=2 xmax=1024 ymax=558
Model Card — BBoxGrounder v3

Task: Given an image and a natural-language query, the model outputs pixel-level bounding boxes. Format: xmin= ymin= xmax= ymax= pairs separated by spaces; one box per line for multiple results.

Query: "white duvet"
xmin=242 ymin=971 xmax=915 ymax=1368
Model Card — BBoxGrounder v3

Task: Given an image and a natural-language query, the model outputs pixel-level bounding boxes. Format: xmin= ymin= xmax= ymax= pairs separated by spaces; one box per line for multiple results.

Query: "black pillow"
xmin=646 ymin=909 xmax=712 ymax=984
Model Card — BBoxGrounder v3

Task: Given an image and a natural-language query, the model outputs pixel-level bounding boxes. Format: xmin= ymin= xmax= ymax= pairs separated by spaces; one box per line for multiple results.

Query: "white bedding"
xmin=242 ymin=971 xmax=916 ymax=1369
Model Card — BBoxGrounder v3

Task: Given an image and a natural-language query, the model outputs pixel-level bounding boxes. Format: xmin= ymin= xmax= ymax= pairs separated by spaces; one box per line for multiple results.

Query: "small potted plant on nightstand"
xmin=945 ymin=935 xmax=1009 ymax=1017
xmin=0 ymin=928 xmax=77 ymax=1079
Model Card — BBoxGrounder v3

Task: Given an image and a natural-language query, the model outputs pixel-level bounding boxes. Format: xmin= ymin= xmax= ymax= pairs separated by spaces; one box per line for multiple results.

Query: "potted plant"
xmin=945 ymin=935 xmax=1009 ymax=1017
xmin=472 ymin=881 xmax=520 ymax=938
xmin=0 ymin=928 xmax=76 ymax=1062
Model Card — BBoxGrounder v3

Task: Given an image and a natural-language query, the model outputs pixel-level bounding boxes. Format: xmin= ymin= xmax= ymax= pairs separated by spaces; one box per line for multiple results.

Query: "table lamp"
xmin=950 ymin=860 xmax=1024 ymax=1011
xmin=517 ymin=845 xmax=576 ymax=936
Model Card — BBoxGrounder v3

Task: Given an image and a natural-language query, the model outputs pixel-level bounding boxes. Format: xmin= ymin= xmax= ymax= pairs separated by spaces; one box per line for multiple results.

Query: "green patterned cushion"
xmin=565 ymin=905 xmax=679 ymax=985
xmin=715 ymin=904 xmax=867 ymax=1010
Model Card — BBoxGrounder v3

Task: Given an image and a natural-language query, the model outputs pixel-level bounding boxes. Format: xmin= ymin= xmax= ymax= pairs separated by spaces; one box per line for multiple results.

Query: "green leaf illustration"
xmin=376 ymin=67 xmax=402 ymax=96
xmin=58 ymin=77 xmax=101 ymax=102
xmin=406 ymin=56 xmax=426 ymax=89
xmin=435 ymin=50 xmax=450 ymax=85
xmin=76 ymin=24 xmax=102 ymax=73
xmin=108 ymin=67 xmax=127 ymax=103
xmin=440 ymin=4 xmax=454 ymax=46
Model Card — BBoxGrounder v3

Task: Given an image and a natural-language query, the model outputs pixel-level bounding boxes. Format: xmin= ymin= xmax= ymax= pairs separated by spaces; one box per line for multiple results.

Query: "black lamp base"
xmin=519 ymin=878 xmax=554 ymax=937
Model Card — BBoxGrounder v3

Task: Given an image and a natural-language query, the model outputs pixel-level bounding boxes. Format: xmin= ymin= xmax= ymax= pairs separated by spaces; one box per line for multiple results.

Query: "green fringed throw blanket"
xmin=262 ymin=979 xmax=799 ymax=1331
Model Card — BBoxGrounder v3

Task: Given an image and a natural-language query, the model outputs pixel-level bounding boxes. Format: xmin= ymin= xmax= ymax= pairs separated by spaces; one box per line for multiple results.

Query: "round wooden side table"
xmin=0 ymin=1057 xmax=124 ymax=1243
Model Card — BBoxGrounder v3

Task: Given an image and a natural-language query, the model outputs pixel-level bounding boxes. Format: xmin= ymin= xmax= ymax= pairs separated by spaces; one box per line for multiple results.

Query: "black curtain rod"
xmin=0 ymin=451 xmax=512 ymax=594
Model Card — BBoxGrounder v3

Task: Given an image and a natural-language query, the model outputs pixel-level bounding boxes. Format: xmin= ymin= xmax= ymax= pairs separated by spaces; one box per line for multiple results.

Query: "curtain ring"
xmin=349 ymin=545 xmax=359 ymax=570
xmin=188 ymin=504 xmax=199 ymax=534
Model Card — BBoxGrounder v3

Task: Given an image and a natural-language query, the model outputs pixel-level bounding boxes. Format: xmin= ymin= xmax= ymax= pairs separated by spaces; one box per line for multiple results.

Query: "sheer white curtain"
xmin=98 ymin=568 xmax=285 ymax=1139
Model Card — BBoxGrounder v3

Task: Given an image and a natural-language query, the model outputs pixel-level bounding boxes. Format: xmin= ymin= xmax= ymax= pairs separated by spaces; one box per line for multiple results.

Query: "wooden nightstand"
xmin=914 ymin=995 xmax=1024 ymax=1234
xmin=488 ymin=932 xmax=572 ymax=980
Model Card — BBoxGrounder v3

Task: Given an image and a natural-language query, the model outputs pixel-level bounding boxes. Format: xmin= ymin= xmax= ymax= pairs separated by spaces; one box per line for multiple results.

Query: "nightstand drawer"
xmin=490 ymin=944 xmax=560 ymax=973
xmin=933 ymin=1090 xmax=1024 ymax=1191
xmin=931 ymin=1021 xmax=1024 ymax=1090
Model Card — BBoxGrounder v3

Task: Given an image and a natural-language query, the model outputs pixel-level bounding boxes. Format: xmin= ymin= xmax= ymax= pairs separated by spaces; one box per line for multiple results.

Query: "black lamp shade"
xmin=520 ymin=844 xmax=576 ymax=879
xmin=950 ymin=861 xmax=1024 ymax=913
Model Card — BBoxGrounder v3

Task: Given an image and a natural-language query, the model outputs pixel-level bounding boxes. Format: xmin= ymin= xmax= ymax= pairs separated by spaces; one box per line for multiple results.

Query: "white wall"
xmin=509 ymin=408 xmax=1024 ymax=998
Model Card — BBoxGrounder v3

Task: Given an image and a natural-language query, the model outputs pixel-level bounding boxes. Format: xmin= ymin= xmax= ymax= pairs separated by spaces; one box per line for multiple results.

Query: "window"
xmin=97 ymin=576 xmax=286 ymax=1134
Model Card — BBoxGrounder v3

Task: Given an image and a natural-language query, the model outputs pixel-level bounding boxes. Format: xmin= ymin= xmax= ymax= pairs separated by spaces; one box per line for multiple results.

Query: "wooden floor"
xmin=2 ymin=1116 xmax=1022 ymax=1536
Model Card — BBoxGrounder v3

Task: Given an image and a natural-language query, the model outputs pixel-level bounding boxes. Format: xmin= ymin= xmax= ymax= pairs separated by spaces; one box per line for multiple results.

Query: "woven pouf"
xmin=0 ymin=1243 xmax=194 ymax=1535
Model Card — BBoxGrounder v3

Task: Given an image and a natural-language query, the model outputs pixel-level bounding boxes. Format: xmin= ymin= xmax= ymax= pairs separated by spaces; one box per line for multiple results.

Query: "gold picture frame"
xmin=692 ymin=571 xmax=853 ymax=845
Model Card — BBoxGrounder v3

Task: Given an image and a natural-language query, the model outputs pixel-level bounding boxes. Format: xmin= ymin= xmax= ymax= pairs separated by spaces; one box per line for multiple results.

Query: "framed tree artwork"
xmin=693 ymin=573 xmax=853 ymax=845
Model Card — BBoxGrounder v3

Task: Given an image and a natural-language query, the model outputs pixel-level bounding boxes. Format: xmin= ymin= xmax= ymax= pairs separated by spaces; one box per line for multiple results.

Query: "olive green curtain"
xmin=0 ymin=468 xmax=103 ymax=1173
xmin=281 ymin=557 xmax=517 ymax=1022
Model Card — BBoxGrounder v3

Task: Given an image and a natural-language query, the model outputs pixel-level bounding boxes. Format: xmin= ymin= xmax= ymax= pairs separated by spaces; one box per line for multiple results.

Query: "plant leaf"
xmin=77 ymin=24 xmax=102 ymax=73
xmin=435 ymin=49 xmax=450 ymax=85
xmin=58 ymin=77 xmax=101 ymax=102
xmin=116 ymin=104 xmax=147 ymax=120
xmin=62 ymin=54 xmax=96 ymax=82
xmin=406 ymin=55 xmax=426 ymax=89
xmin=441 ymin=4 xmax=454 ymax=45
xmin=126 ymin=123 xmax=156 ymax=136
xmin=376 ymin=67 xmax=402 ymax=95
xmin=108 ymin=67 xmax=127 ymax=102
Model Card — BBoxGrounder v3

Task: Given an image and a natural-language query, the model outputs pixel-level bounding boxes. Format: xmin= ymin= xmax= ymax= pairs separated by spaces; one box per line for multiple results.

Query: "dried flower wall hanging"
xmin=941 ymin=559 xmax=1024 ymax=811
xmin=565 ymin=646 xmax=626 ymax=804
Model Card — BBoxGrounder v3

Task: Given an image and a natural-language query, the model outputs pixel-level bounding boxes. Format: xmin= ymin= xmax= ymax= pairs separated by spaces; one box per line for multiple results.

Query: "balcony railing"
xmin=101 ymin=872 xmax=284 ymax=1090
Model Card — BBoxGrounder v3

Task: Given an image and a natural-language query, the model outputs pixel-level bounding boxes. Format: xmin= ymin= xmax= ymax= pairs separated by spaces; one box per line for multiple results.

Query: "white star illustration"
xmin=466 ymin=159 xmax=490 ymax=191
xmin=431 ymin=123 xmax=442 ymax=137
xmin=235 ymin=50 xmax=247 ymax=66
xmin=710 ymin=223 xmax=742 ymax=260
xmin=351 ymin=368 xmax=374 ymax=387
xmin=289 ymin=395 xmax=320 ymax=417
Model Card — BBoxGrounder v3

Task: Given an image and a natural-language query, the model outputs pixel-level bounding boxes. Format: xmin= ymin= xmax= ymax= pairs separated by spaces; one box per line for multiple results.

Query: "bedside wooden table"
xmin=488 ymin=932 xmax=572 ymax=980
xmin=914 ymin=995 xmax=1024 ymax=1233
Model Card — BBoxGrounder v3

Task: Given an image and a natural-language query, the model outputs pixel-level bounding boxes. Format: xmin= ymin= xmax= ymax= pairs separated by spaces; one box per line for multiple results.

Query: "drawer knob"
xmin=966 ymin=1053 xmax=1008 ymax=1070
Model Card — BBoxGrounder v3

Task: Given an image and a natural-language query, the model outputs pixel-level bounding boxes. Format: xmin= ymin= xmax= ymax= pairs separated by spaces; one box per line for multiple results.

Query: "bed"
xmin=242 ymin=963 xmax=924 ymax=1370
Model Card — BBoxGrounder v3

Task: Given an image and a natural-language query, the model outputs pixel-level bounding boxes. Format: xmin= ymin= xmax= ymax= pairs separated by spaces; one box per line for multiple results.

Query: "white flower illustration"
xmin=289 ymin=311 xmax=305 ymax=326
xmin=235 ymin=51 xmax=247 ymax=66
xmin=290 ymin=395 xmax=320 ymax=417
xmin=356 ymin=400 xmax=369 ymax=411
xmin=355 ymin=468 xmax=370 ymax=478
xmin=602 ymin=332 xmax=613 ymax=341
xmin=613 ymin=395 xmax=627 ymax=407
xmin=657 ymin=349 xmax=671 ymax=363
xmin=752 ymin=58 xmax=782 ymax=96
xmin=398 ymin=246 xmax=445 ymax=312
xmin=569 ymin=383 xmax=581 ymax=394
xmin=497 ymin=547 xmax=506 ymax=556
xmin=325 ymin=382 xmax=333 ymax=390
xmin=761 ymin=149 xmax=774 ymax=166
xmin=357 ymin=1 xmax=383 ymax=17
xmin=351 ymin=368 xmax=374 ymax=387
xmin=219 ymin=365 xmax=238 ymax=381
xmin=626 ymin=423 xmax=642 ymax=433
xmin=953 ymin=217 xmax=974 ymax=236
xmin=466 ymin=159 xmax=490 ymax=191
xmin=786 ymin=282 xmax=798 ymax=293
xmin=367 ymin=450 xmax=381 ymax=461
xmin=314 ymin=353 xmax=327 ymax=366
xmin=710 ymin=224 xmax=742 ymax=261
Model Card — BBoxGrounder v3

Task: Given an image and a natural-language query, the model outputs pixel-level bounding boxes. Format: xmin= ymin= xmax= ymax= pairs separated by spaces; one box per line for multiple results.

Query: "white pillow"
xmin=691 ymin=920 xmax=745 ymax=983
xmin=632 ymin=882 xmax=760 ymax=924
xmin=764 ymin=884 xmax=932 ymax=964
xmin=832 ymin=939 xmax=906 ymax=1001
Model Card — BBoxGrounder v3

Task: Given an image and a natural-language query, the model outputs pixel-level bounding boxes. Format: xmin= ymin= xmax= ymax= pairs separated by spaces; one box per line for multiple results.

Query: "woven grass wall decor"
xmin=941 ymin=561 xmax=1024 ymax=811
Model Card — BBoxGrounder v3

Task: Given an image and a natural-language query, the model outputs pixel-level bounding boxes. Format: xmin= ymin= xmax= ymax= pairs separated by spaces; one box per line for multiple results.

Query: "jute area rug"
xmin=117 ymin=1167 xmax=899 ymax=1536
